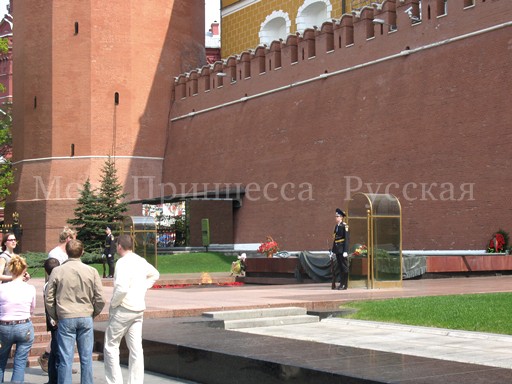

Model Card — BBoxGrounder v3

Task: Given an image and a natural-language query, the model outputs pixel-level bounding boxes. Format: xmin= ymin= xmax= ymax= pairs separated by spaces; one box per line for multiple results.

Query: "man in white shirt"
xmin=47 ymin=227 xmax=77 ymax=264
xmin=104 ymin=234 xmax=160 ymax=384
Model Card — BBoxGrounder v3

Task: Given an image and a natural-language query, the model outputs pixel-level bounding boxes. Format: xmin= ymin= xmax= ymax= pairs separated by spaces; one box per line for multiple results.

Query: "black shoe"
xmin=337 ymin=285 xmax=347 ymax=290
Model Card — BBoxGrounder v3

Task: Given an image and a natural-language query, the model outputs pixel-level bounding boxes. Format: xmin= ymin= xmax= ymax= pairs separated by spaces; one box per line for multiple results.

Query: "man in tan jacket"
xmin=45 ymin=239 xmax=105 ymax=384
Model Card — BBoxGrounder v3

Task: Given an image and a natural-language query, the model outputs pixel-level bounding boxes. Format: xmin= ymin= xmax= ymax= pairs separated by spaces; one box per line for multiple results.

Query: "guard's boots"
xmin=338 ymin=273 xmax=348 ymax=290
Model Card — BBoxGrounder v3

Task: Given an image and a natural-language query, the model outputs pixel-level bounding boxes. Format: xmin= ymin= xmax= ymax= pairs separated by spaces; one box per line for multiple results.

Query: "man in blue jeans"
xmin=45 ymin=239 xmax=105 ymax=384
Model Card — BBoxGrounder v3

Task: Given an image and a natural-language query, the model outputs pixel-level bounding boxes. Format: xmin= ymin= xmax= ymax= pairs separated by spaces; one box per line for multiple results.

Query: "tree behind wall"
xmin=67 ymin=157 xmax=128 ymax=252
xmin=67 ymin=179 xmax=105 ymax=252
xmin=97 ymin=156 xmax=128 ymax=227
xmin=0 ymin=38 xmax=7 ymax=94
xmin=0 ymin=38 xmax=12 ymax=208
xmin=0 ymin=105 xmax=13 ymax=208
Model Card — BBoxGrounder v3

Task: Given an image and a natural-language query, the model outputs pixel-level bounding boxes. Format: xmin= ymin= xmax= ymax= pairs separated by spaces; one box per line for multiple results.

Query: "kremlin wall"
xmin=7 ymin=0 xmax=206 ymax=251
xmin=166 ymin=0 xmax=512 ymax=251
xmin=5 ymin=0 xmax=511 ymax=255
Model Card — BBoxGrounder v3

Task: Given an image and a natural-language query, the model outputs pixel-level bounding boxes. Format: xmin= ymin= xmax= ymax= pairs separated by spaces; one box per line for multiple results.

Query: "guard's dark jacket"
xmin=332 ymin=222 xmax=349 ymax=255
xmin=104 ymin=233 xmax=116 ymax=256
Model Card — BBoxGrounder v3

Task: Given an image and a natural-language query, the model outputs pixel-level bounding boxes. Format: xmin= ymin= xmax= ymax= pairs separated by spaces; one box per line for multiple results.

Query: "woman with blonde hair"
xmin=0 ymin=254 xmax=36 ymax=382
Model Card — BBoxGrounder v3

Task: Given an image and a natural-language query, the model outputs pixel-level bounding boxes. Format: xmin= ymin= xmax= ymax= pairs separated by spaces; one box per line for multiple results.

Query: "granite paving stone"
xmin=16 ymin=274 xmax=512 ymax=383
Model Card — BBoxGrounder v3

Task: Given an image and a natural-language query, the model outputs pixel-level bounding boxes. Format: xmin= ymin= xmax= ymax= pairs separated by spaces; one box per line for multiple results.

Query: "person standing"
xmin=0 ymin=233 xmax=30 ymax=284
xmin=39 ymin=226 xmax=77 ymax=372
xmin=103 ymin=227 xmax=116 ymax=278
xmin=104 ymin=234 xmax=160 ymax=384
xmin=45 ymin=239 xmax=105 ymax=384
xmin=0 ymin=233 xmax=18 ymax=283
xmin=43 ymin=257 xmax=61 ymax=384
xmin=332 ymin=208 xmax=349 ymax=290
xmin=0 ymin=255 xmax=36 ymax=383
xmin=48 ymin=227 xmax=77 ymax=265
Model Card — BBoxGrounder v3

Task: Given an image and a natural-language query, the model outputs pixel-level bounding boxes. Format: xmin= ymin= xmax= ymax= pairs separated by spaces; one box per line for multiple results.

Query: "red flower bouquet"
xmin=257 ymin=236 xmax=279 ymax=257
xmin=487 ymin=231 xmax=507 ymax=253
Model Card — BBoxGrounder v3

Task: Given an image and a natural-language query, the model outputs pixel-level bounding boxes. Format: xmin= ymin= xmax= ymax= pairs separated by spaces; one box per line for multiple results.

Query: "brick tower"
xmin=7 ymin=0 xmax=206 ymax=251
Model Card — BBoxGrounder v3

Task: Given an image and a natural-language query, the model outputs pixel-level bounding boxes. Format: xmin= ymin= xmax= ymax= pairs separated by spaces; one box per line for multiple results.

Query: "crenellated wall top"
xmin=171 ymin=0 xmax=511 ymax=118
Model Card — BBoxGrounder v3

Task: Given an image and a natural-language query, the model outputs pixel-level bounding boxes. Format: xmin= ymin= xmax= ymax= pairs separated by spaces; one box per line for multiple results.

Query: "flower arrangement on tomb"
xmin=352 ymin=244 xmax=368 ymax=257
xmin=486 ymin=230 xmax=509 ymax=253
xmin=231 ymin=253 xmax=247 ymax=276
xmin=257 ymin=236 xmax=279 ymax=257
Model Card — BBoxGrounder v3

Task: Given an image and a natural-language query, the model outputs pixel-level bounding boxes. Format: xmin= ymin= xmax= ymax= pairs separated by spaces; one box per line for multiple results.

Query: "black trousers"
xmin=336 ymin=253 xmax=349 ymax=286
xmin=106 ymin=255 xmax=115 ymax=277
xmin=48 ymin=328 xmax=59 ymax=384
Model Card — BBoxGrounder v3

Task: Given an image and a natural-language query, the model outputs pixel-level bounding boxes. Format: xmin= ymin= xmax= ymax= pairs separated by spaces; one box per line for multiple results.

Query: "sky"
xmin=0 ymin=0 xmax=7 ymax=17
xmin=205 ymin=0 xmax=221 ymax=31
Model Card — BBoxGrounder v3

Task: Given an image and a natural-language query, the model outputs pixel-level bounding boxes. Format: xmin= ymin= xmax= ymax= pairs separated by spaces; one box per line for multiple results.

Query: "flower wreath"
xmin=486 ymin=230 xmax=509 ymax=253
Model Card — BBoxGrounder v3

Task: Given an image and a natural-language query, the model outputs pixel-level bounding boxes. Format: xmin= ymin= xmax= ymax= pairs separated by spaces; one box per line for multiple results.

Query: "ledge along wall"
xmin=165 ymin=0 xmax=512 ymax=251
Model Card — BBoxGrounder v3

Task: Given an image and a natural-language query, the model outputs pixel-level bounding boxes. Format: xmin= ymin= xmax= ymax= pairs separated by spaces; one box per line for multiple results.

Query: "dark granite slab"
xmin=94 ymin=317 xmax=512 ymax=384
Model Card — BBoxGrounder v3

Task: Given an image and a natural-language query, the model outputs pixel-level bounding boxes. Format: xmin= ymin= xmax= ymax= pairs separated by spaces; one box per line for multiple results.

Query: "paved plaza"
xmin=18 ymin=274 xmax=512 ymax=383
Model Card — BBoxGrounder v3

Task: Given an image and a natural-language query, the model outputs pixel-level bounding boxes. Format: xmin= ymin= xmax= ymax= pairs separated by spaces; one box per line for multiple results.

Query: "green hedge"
xmin=23 ymin=251 xmax=105 ymax=278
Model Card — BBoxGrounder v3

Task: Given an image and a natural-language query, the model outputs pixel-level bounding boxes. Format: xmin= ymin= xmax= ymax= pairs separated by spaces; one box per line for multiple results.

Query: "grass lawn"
xmin=83 ymin=252 xmax=237 ymax=277
xmin=341 ymin=292 xmax=512 ymax=335
xmin=25 ymin=251 xmax=237 ymax=278
xmin=150 ymin=252 xmax=237 ymax=274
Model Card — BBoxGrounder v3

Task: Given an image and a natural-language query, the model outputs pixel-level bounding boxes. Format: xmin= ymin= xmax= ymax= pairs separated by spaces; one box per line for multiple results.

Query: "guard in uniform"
xmin=332 ymin=208 xmax=349 ymax=290
xmin=103 ymin=227 xmax=116 ymax=278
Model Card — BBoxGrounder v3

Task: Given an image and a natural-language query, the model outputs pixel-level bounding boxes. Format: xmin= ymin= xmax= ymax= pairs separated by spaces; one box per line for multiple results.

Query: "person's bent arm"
xmin=0 ymin=258 xmax=12 ymax=282
xmin=145 ymin=263 xmax=160 ymax=289
xmin=92 ymin=270 xmax=106 ymax=317
xmin=45 ymin=274 xmax=58 ymax=321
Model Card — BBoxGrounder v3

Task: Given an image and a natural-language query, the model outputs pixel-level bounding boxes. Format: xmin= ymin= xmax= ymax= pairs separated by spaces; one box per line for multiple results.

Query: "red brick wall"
xmin=166 ymin=0 xmax=512 ymax=251
xmin=188 ymin=200 xmax=234 ymax=246
xmin=9 ymin=0 xmax=205 ymax=251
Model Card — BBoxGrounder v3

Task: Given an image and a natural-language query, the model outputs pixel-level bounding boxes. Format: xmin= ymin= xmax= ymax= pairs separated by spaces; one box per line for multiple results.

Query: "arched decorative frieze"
xmin=259 ymin=10 xmax=291 ymax=47
xmin=296 ymin=0 xmax=332 ymax=33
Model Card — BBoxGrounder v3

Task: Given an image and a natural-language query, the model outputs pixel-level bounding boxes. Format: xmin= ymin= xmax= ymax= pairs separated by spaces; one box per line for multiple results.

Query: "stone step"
xmin=203 ymin=306 xmax=308 ymax=321
xmin=34 ymin=323 xmax=48 ymax=333
xmin=223 ymin=314 xmax=319 ymax=330
xmin=27 ymin=341 xmax=53 ymax=357
xmin=33 ymin=331 xmax=52 ymax=344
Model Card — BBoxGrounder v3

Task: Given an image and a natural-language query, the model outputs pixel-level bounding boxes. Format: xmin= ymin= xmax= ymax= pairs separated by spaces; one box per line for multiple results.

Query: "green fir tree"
xmin=67 ymin=157 xmax=128 ymax=252
xmin=67 ymin=179 xmax=105 ymax=252
xmin=97 ymin=156 xmax=128 ymax=231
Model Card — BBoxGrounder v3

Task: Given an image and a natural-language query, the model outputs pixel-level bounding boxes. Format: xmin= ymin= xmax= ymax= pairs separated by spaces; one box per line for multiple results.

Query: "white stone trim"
xmin=259 ymin=10 xmax=291 ymax=46
xmin=222 ymin=0 xmax=262 ymax=17
xmin=11 ymin=155 xmax=164 ymax=166
xmin=296 ymin=0 xmax=332 ymax=33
